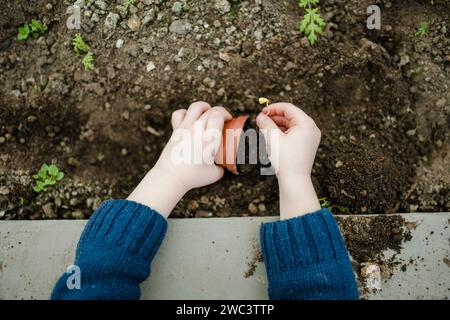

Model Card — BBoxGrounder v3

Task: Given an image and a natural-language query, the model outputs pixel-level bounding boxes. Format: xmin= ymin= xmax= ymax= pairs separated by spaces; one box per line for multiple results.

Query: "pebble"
xmin=71 ymin=210 xmax=85 ymax=219
xmin=127 ymin=14 xmax=141 ymax=31
xmin=435 ymin=97 xmax=446 ymax=107
xmin=0 ymin=136 xmax=5 ymax=144
xmin=169 ymin=20 xmax=192 ymax=35
xmin=187 ymin=200 xmax=199 ymax=211
xmin=172 ymin=2 xmax=183 ymax=14
xmin=202 ymin=77 xmax=216 ymax=88
xmin=335 ymin=160 xmax=343 ymax=168
xmin=95 ymin=0 xmax=107 ymax=10
xmin=121 ymin=148 xmax=128 ymax=156
xmin=257 ymin=203 xmax=266 ymax=212
xmin=248 ymin=203 xmax=258 ymax=214
xmin=12 ymin=89 xmax=21 ymax=97
xmin=115 ymin=39 xmax=124 ymax=49
xmin=146 ymin=61 xmax=156 ymax=72
xmin=214 ymin=0 xmax=231 ymax=14
xmin=105 ymin=12 xmax=120 ymax=29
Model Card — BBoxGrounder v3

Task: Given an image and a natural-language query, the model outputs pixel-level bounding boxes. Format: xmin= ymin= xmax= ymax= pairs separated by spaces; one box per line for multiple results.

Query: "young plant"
xmin=258 ymin=97 xmax=270 ymax=107
xmin=119 ymin=0 xmax=136 ymax=16
xmin=298 ymin=0 xmax=326 ymax=45
xmin=33 ymin=164 xmax=64 ymax=193
xmin=415 ymin=21 xmax=429 ymax=37
xmin=17 ymin=19 xmax=48 ymax=41
xmin=319 ymin=197 xmax=349 ymax=214
xmin=72 ymin=33 xmax=95 ymax=70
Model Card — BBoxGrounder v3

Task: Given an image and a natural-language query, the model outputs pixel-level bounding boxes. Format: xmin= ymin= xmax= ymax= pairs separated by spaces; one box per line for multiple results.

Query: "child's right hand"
xmin=256 ymin=103 xmax=322 ymax=219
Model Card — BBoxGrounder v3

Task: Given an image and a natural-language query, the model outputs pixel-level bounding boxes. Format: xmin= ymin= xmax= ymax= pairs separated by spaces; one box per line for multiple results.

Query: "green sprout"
xmin=119 ymin=0 xmax=136 ymax=16
xmin=299 ymin=0 xmax=326 ymax=45
xmin=319 ymin=197 xmax=349 ymax=214
xmin=258 ymin=97 xmax=270 ymax=107
xmin=17 ymin=19 xmax=48 ymax=41
xmin=33 ymin=164 xmax=64 ymax=193
xmin=82 ymin=52 xmax=95 ymax=70
xmin=72 ymin=33 xmax=95 ymax=70
xmin=415 ymin=21 xmax=429 ymax=37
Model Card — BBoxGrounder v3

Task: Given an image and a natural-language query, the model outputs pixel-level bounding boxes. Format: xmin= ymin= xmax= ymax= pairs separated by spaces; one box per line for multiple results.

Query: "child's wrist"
xmin=277 ymin=174 xmax=321 ymax=219
xmin=127 ymin=167 xmax=187 ymax=218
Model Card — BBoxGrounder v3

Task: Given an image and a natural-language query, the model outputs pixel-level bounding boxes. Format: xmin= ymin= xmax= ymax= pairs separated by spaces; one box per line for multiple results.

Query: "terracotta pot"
xmin=215 ymin=115 xmax=249 ymax=174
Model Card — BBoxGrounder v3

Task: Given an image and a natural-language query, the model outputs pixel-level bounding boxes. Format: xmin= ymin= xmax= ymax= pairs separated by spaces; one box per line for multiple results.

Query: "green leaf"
xmin=48 ymin=164 xmax=59 ymax=176
xmin=56 ymin=172 xmax=64 ymax=181
xmin=46 ymin=179 xmax=57 ymax=185
xmin=33 ymin=185 xmax=42 ymax=192
xmin=17 ymin=24 xmax=30 ymax=40
xmin=82 ymin=52 xmax=95 ymax=70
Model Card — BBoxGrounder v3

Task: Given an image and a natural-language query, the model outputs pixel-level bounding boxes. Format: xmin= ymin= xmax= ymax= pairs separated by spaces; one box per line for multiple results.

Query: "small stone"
xmin=169 ymin=20 xmax=192 ymax=35
xmin=195 ymin=210 xmax=213 ymax=218
xmin=71 ymin=210 xmax=85 ymax=219
xmin=105 ymin=13 xmax=120 ymax=29
xmin=187 ymin=200 xmax=199 ymax=211
xmin=360 ymin=190 xmax=368 ymax=197
xmin=257 ymin=203 xmax=266 ymax=212
xmin=335 ymin=160 xmax=343 ymax=168
xmin=127 ymin=14 xmax=141 ymax=31
xmin=12 ymin=89 xmax=21 ymax=97
xmin=171 ymin=1 xmax=183 ymax=14
xmin=42 ymin=203 xmax=56 ymax=219
xmin=0 ymin=186 xmax=10 ymax=195
xmin=121 ymin=148 xmax=128 ymax=156
xmin=95 ymin=0 xmax=107 ymax=10
xmin=248 ymin=203 xmax=258 ymax=214
xmin=214 ymin=0 xmax=231 ymax=14
xmin=0 ymin=136 xmax=5 ymax=144
xmin=115 ymin=39 xmax=124 ymax=49
xmin=202 ymin=77 xmax=216 ymax=88
xmin=436 ymin=97 xmax=446 ymax=107
xmin=45 ymin=3 xmax=53 ymax=10
xmin=217 ymin=87 xmax=225 ymax=96
xmin=146 ymin=61 xmax=156 ymax=72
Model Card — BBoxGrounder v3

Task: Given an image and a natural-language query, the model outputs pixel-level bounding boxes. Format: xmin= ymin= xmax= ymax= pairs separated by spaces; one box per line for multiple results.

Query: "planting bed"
xmin=0 ymin=0 xmax=449 ymax=221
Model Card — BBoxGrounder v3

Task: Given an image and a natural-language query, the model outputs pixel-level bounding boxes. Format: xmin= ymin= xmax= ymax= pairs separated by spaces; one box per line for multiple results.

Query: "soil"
xmin=0 ymin=0 xmax=449 ymax=220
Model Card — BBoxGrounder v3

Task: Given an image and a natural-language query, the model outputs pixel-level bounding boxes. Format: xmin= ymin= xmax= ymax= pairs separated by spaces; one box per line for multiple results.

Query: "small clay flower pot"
xmin=215 ymin=115 xmax=249 ymax=174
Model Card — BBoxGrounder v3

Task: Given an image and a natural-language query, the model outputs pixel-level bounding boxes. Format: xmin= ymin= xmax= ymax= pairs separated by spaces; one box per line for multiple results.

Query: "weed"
xmin=119 ymin=0 xmax=136 ymax=16
xmin=415 ymin=21 xmax=429 ymax=37
xmin=33 ymin=164 xmax=64 ymax=193
xmin=319 ymin=197 xmax=349 ymax=214
xmin=298 ymin=0 xmax=326 ymax=45
xmin=17 ymin=19 xmax=47 ymax=41
xmin=72 ymin=33 xmax=95 ymax=70
xmin=82 ymin=52 xmax=95 ymax=70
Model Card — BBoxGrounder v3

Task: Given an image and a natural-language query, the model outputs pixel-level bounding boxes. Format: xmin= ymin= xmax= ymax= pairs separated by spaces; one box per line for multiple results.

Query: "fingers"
xmin=256 ymin=112 xmax=281 ymax=155
xmin=183 ymin=101 xmax=211 ymax=125
xmin=262 ymin=102 xmax=311 ymax=127
xmin=256 ymin=112 xmax=279 ymax=131
xmin=171 ymin=109 xmax=187 ymax=129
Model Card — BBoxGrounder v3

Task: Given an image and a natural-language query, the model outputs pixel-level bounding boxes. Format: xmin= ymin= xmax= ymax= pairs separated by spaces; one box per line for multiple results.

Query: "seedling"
xmin=119 ymin=0 xmax=136 ymax=16
xmin=298 ymin=0 xmax=326 ymax=45
xmin=33 ymin=164 xmax=64 ymax=193
xmin=258 ymin=97 xmax=270 ymax=107
xmin=319 ymin=197 xmax=349 ymax=214
xmin=415 ymin=21 xmax=429 ymax=37
xmin=72 ymin=33 xmax=95 ymax=70
xmin=82 ymin=52 xmax=95 ymax=70
xmin=17 ymin=19 xmax=47 ymax=41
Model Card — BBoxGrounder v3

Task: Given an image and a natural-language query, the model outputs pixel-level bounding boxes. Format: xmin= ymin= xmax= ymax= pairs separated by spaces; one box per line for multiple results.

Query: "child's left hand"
xmin=128 ymin=101 xmax=231 ymax=217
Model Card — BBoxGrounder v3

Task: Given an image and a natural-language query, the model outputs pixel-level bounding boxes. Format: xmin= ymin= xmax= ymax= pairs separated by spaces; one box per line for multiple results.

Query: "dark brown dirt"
xmin=0 ymin=0 xmax=449 ymax=220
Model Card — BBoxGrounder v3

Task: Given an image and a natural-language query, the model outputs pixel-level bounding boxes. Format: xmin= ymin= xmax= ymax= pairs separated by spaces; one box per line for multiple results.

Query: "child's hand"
xmin=156 ymin=101 xmax=232 ymax=190
xmin=128 ymin=101 xmax=231 ymax=217
xmin=256 ymin=102 xmax=321 ymax=219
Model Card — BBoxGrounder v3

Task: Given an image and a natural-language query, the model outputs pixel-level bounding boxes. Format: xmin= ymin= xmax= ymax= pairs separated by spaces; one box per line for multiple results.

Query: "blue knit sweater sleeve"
xmin=260 ymin=208 xmax=359 ymax=300
xmin=51 ymin=199 xmax=167 ymax=300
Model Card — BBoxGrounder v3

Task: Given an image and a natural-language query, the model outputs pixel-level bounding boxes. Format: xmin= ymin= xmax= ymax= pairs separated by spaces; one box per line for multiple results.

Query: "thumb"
xmin=256 ymin=112 xmax=278 ymax=131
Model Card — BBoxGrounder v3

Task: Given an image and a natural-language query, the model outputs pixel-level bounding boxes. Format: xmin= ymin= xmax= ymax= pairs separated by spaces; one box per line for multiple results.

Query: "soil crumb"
xmin=244 ymin=246 xmax=263 ymax=278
